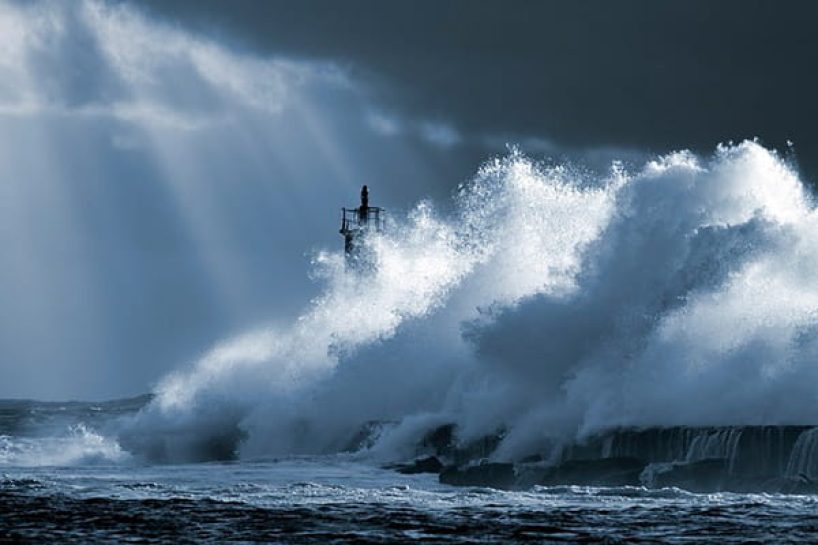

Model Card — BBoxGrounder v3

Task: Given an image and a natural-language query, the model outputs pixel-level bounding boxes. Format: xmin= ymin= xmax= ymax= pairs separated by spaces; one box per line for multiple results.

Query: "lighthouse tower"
xmin=340 ymin=185 xmax=384 ymax=266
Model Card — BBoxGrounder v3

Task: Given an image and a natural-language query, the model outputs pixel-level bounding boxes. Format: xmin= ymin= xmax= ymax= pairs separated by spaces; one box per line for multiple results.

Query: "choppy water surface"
xmin=2 ymin=457 xmax=818 ymax=544
xmin=2 ymin=400 xmax=817 ymax=543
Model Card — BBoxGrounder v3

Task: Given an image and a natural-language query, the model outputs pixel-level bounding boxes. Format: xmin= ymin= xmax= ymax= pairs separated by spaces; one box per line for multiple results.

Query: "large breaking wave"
xmin=3 ymin=0 xmax=817 ymax=466
xmin=121 ymin=141 xmax=818 ymax=462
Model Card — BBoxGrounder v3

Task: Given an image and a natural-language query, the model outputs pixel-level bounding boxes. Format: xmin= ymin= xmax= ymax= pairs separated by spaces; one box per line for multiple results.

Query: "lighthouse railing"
xmin=340 ymin=207 xmax=385 ymax=232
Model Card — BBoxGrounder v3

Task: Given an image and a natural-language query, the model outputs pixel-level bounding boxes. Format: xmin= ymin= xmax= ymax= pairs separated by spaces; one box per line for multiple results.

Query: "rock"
xmin=452 ymin=433 xmax=504 ymax=465
xmin=565 ymin=426 xmax=809 ymax=478
xmin=641 ymin=458 xmax=728 ymax=492
xmin=417 ymin=423 xmax=504 ymax=464
xmin=439 ymin=462 xmax=516 ymax=489
xmin=540 ymin=457 xmax=645 ymax=487
xmin=514 ymin=464 xmax=552 ymax=489
xmin=392 ymin=456 xmax=444 ymax=475
xmin=342 ymin=421 xmax=394 ymax=453
xmin=420 ymin=424 xmax=818 ymax=493
xmin=420 ymin=424 xmax=456 ymax=457
xmin=120 ymin=423 xmax=246 ymax=464
xmin=519 ymin=453 xmax=544 ymax=463
xmin=763 ymin=476 xmax=818 ymax=494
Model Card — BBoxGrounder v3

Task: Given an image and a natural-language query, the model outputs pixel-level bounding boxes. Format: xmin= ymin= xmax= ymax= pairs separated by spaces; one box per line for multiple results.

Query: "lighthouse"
xmin=340 ymin=185 xmax=384 ymax=266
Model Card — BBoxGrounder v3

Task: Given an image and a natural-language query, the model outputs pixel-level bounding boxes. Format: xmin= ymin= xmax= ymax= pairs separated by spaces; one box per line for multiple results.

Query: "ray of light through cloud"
xmin=0 ymin=0 xmax=445 ymax=400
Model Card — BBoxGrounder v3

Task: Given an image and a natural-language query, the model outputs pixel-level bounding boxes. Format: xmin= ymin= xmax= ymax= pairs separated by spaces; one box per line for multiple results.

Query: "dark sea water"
xmin=2 ymin=400 xmax=818 ymax=544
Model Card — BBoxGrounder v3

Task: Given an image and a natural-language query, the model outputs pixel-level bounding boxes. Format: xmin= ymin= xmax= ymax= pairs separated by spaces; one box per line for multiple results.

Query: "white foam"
xmin=0 ymin=424 xmax=129 ymax=467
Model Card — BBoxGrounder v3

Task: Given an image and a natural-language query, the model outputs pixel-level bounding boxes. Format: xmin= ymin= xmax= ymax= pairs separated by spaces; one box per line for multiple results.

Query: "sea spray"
xmin=121 ymin=199 xmax=482 ymax=460
xmin=123 ymin=141 xmax=818 ymax=464
xmin=121 ymin=149 xmax=611 ymax=461
xmin=0 ymin=423 xmax=129 ymax=466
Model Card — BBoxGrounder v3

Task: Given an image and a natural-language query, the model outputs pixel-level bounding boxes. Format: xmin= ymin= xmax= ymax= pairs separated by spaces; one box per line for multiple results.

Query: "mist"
xmin=120 ymin=140 xmax=818 ymax=464
xmin=0 ymin=0 xmax=468 ymax=400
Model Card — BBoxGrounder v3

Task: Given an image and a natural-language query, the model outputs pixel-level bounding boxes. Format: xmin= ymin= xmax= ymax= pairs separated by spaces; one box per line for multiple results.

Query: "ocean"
xmin=2 ymin=400 xmax=818 ymax=544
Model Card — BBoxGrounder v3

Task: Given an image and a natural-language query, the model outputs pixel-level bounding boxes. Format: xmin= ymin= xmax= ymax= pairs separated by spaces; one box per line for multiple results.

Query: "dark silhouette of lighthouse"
xmin=340 ymin=185 xmax=384 ymax=266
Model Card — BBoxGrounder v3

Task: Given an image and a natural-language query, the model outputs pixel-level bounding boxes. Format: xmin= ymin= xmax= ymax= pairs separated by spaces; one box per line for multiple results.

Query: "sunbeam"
xmin=0 ymin=0 xmax=441 ymax=399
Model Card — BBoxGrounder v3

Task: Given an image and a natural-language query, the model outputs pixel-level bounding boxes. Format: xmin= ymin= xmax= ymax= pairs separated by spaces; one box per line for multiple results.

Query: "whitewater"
xmin=7 ymin=139 xmax=818 ymax=466
xmin=5 ymin=141 xmax=818 ymax=542
xmin=107 ymin=141 xmax=818 ymax=466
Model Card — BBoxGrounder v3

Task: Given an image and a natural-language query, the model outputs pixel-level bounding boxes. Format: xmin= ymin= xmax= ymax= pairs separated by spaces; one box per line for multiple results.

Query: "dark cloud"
xmin=134 ymin=0 xmax=818 ymax=180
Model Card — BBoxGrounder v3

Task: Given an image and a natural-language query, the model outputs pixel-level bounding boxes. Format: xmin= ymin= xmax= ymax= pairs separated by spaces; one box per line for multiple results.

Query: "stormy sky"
xmin=139 ymin=0 xmax=818 ymax=177
xmin=2 ymin=0 xmax=817 ymax=400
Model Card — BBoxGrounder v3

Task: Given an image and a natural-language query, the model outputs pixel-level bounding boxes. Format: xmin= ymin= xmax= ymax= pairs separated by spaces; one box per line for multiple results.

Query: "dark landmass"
xmin=378 ymin=424 xmax=818 ymax=494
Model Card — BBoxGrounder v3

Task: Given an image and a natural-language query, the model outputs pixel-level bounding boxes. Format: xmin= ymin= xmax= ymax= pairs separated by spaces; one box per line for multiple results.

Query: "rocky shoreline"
xmin=383 ymin=424 xmax=818 ymax=494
